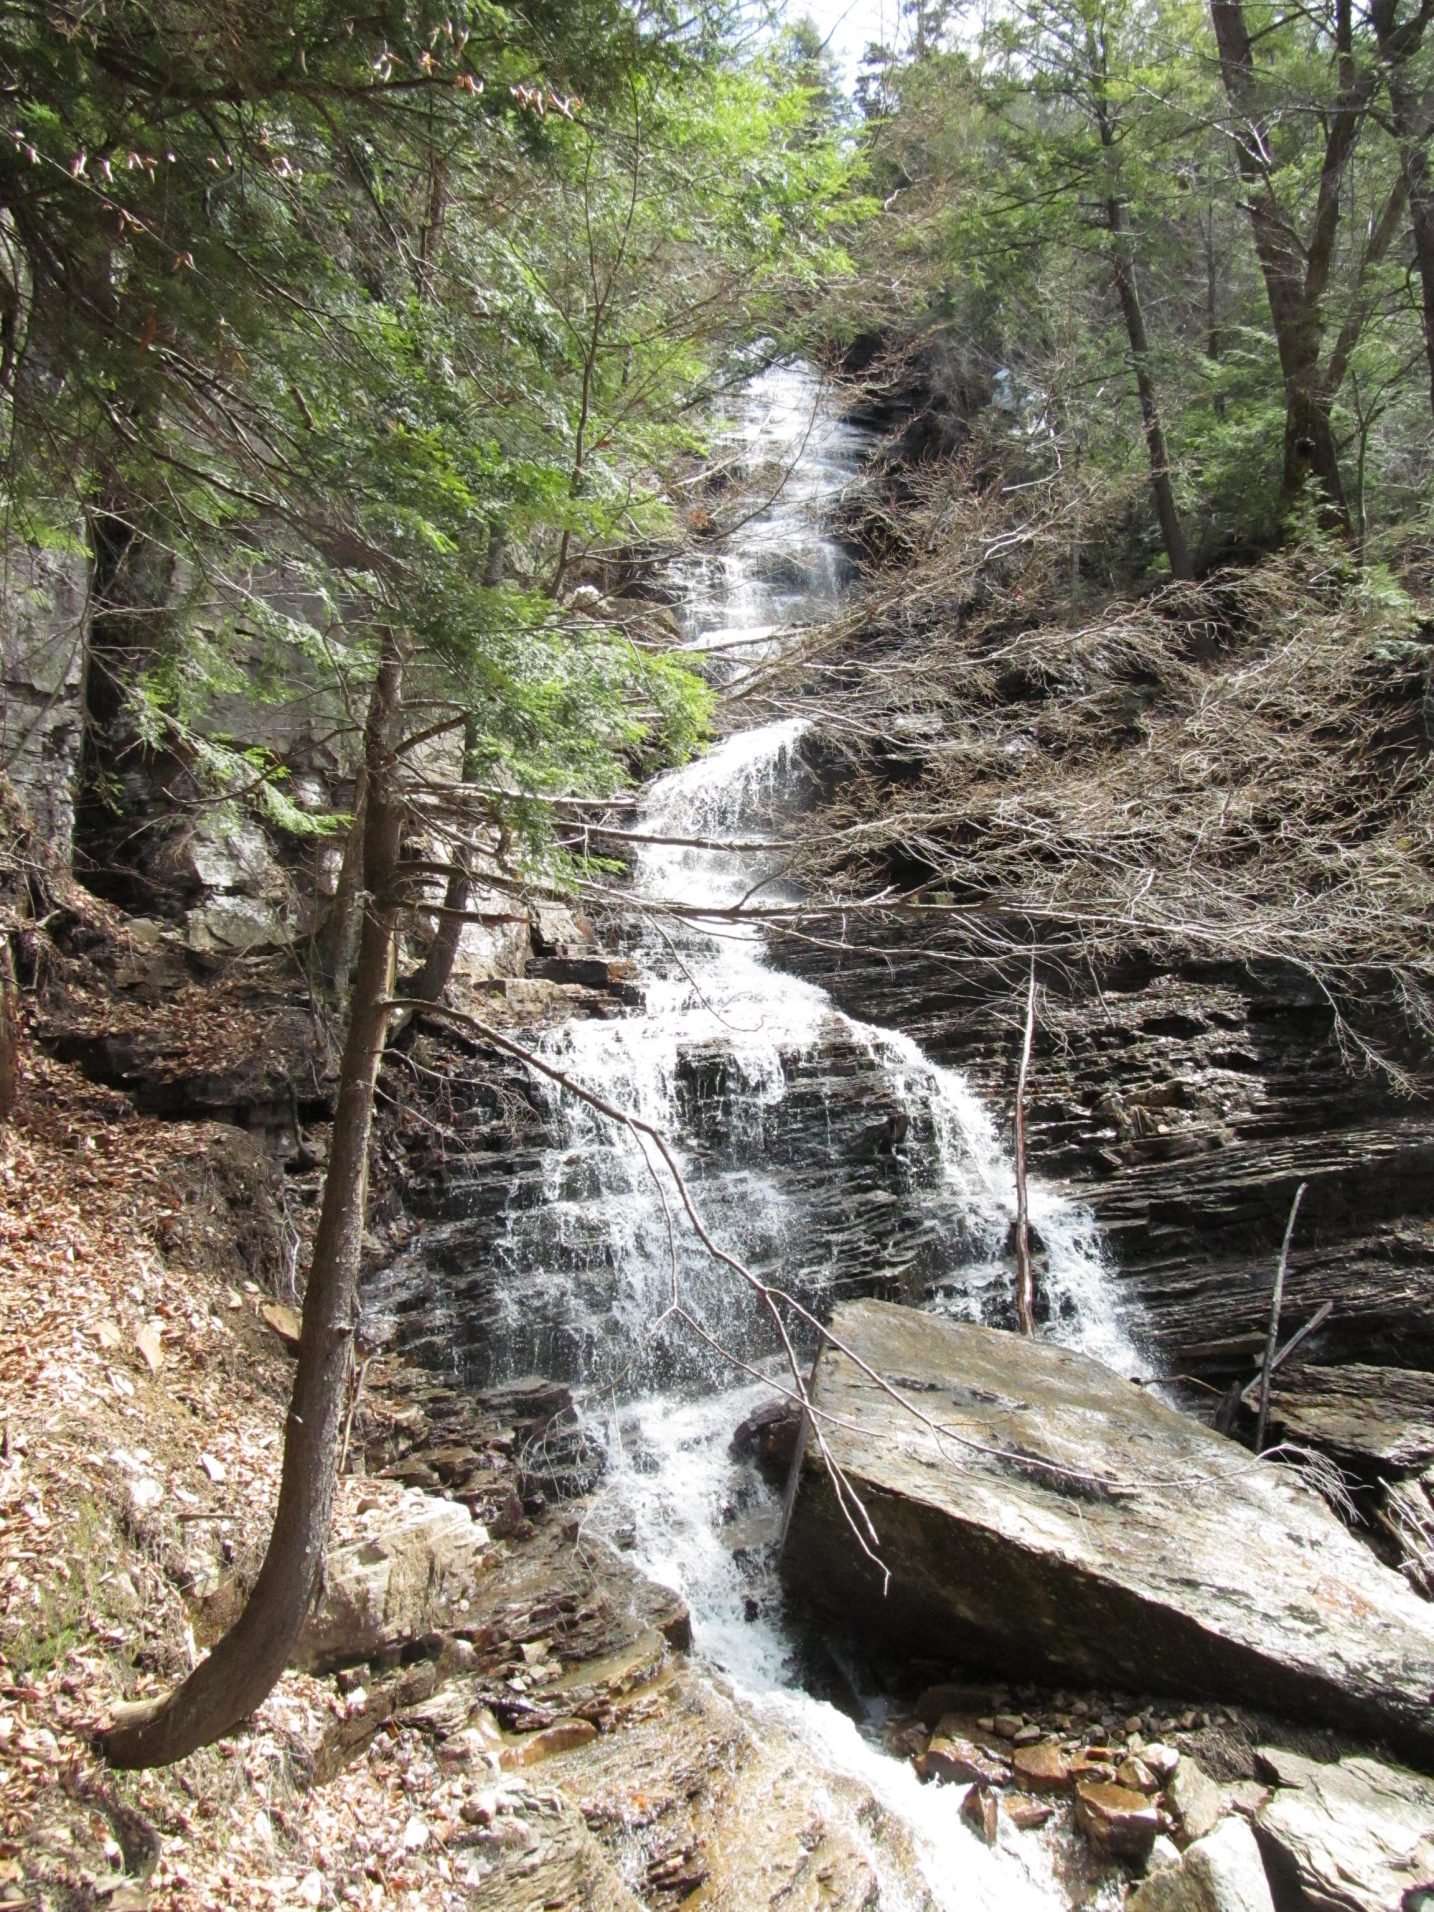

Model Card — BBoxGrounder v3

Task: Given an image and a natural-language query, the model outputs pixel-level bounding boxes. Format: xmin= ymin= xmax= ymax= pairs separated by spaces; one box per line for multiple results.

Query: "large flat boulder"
xmin=1254 ymin=1747 xmax=1434 ymax=1912
xmin=780 ymin=1301 xmax=1434 ymax=1762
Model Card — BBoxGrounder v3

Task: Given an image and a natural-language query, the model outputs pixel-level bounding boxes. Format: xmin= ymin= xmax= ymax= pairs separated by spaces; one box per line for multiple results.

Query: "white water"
xmin=501 ymin=364 xmax=1145 ymax=1908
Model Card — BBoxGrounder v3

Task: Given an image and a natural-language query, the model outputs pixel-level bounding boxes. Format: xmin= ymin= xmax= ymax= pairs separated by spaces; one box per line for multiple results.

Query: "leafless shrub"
xmin=770 ymin=472 xmax=1434 ymax=1079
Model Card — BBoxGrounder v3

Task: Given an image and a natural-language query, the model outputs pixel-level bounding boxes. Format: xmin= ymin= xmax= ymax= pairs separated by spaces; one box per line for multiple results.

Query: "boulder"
xmin=779 ymin=1302 xmax=1434 ymax=1761
xmin=731 ymin=1397 xmax=803 ymax=1483
xmin=295 ymin=1485 xmax=492 ymax=1672
xmin=1076 ymin=1780 xmax=1160 ymax=1860
xmin=1254 ymin=1748 xmax=1434 ymax=1912
xmin=1168 ymin=1758 xmax=1224 ymax=1843
xmin=1128 ymin=1818 xmax=1276 ymax=1912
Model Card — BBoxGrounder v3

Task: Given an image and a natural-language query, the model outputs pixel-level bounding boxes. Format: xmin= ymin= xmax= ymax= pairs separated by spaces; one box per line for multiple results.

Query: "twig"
xmin=1256 ymin=1182 xmax=1308 ymax=1454
xmin=1013 ymin=954 xmax=1038 ymax=1336
xmin=1238 ymin=1299 xmax=1333 ymax=1410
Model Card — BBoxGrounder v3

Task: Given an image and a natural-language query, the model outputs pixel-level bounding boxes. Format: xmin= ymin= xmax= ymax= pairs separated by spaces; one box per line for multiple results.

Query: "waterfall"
xmin=378 ymin=363 xmax=1144 ymax=1908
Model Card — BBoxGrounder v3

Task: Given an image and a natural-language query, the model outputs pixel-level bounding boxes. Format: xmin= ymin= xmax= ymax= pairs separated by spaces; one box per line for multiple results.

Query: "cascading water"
xmin=376 ymin=364 xmax=1144 ymax=1907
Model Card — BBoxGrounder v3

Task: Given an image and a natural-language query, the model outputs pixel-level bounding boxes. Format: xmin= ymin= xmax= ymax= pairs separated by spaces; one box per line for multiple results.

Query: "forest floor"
xmin=0 ymin=1029 xmax=535 ymax=1912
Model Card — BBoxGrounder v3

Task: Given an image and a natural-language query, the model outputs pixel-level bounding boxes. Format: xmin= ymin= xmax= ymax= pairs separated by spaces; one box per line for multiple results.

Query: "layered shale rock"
xmin=776 ymin=930 xmax=1434 ymax=1392
xmin=780 ymin=1300 xmax=1434 ymax=1761
xmin=1253 ymin=1747 xmax=1434 ymax=1912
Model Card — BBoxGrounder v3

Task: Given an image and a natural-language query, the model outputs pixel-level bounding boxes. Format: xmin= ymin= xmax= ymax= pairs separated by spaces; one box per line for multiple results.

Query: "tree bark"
xmin=1401 ymin=124 xmax=1434 ymax=420
xmin=313 ymin=766 xmax=368 ymax=992
xmin=1368 ymin=0 xmax=1434 ymax=418
xmin=101 ymin=628 xmax=406 ymax=1770
xmin=1209 ymin=0 xmax=1363 ymax=532
xmin=0 ymin=940 xmax=19 ymax=1122
xmin=1105 ymin=197 xmax=1193 ymax=579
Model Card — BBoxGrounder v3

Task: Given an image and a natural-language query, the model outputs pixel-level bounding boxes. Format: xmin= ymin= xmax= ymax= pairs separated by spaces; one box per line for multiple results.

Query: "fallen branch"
xmin=1256 ymin=1182 xmax=1308 ymax=1455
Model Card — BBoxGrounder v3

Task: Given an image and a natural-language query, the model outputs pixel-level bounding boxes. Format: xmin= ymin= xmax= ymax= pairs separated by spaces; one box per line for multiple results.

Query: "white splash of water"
xmin=493 ymin=362 xmax=1143 ymax=1911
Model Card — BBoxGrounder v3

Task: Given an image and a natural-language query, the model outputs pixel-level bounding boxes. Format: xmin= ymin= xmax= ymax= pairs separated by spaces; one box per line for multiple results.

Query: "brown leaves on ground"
xmin=0 ymin=1026 xmax=570 ymax=1911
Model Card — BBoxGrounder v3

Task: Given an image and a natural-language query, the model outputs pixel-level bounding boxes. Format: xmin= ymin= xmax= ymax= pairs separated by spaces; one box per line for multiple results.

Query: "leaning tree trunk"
xmin=101 ymin=629 xmax=406 ymax=1770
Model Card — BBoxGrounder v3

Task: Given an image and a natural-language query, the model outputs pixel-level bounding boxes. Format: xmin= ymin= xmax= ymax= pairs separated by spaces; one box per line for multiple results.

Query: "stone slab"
xmin=780 ymin=1301 xmax=1434 ymax=1762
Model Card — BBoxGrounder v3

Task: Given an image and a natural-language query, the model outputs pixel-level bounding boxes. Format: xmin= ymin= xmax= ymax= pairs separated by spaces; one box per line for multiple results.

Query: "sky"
xmin=786 ymin=0 xmax=901 ymax=85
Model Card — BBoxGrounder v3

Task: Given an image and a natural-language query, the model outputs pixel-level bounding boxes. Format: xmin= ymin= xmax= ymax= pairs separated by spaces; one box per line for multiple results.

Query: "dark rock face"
xmin=1265 ymin=1366 xmax=1434 ymax=1474
xmin=780 ymin=1300 xmax=1434 ymax=1763
xmin=370 ymin=1013 xmax=1032 ymax=1392
xmin=776 ymin=926 xmax=1434 ymax=1393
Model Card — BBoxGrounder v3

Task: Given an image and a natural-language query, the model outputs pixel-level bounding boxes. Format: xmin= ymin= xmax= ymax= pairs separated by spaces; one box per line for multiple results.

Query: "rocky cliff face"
xmin=776 ymin=921 xmax=1434 ymax=1398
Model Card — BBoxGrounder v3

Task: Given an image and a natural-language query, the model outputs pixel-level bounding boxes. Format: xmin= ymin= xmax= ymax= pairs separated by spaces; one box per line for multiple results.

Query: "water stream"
xmin=382 ymin=363 xmax=1144 ymax=1906
xmin=529 ymin=367 xmax=1137 ymax=1904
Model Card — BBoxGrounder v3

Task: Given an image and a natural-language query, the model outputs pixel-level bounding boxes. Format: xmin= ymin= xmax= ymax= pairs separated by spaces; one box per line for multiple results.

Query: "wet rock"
xmin=1006 ymin=1795 xmax=1055 ymax=1831
xmin=1128 ymin=1818 xmax=1276 ymax=1912
xmin=498 ymin=1719 xmax=598 ymax=1769
xmin=1254 ymin=1748 xmax=1434 ymax=1912
xmin=780 ymin=1302 xmax=1434 ymax=1761
xmin=296 ymin=1486 xmax=492 ymax=1672
xmin=1076 ymin=1780 xmax=1160 ymax=1861
xmin=1168 ymin=1758 xmax=1225 ymax=1844
xmin=526 ymin=954 xmax=644 ymax=1005
xmin=993 ymin=1714 xmax=1024 ymax=1740
xmin=885 ymin=1719 xmax=929 ymax=1759
xmin=1011 ymin=1742 xmax=1070 ymax=1793
xmin=959 ymin=1782 xmax=1000 ymax=1845
xmin=730 ymin=1397 xmax=802 ymax=1484
xmin=915 ymin=1732 xmax=1011 ymax=1787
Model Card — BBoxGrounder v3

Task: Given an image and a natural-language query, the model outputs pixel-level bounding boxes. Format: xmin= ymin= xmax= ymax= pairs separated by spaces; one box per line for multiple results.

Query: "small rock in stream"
xmin=1005 ymin=1794 xmax=1055 ymax=1832
xmin=1075 ymin=1781 xmax=1160 ymax=1862
xmin=959 ymin=1782 xmax=1001 ymax=1847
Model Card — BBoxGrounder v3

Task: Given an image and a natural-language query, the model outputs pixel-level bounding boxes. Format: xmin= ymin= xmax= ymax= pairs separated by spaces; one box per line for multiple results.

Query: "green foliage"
xmin=841 ymin=0 xmax=1434 ymax=579
xmin=0 ymin=0 xmax=853 ymax=867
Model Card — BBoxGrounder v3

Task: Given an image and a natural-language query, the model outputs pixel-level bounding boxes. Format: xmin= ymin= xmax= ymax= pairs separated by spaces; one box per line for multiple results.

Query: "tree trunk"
xmin=0 ymin=940 xmax=19 ymax=1122
xmin=1373 ymin=19 xmax=1434 ymax=419
xmin=101 ymin=629 xmax=406 ymax=1771
xmin=1105 ymin=200 xmax=1193 ymax=579
xmin=1403 ymin=141 xmax=1434 ymax=420
xmin=313 ymin=766 xmax=368 ymax=992
xmin=1208 ymin=0 xmax=1358 ymax=534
